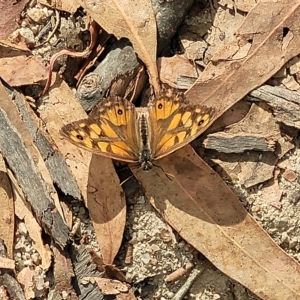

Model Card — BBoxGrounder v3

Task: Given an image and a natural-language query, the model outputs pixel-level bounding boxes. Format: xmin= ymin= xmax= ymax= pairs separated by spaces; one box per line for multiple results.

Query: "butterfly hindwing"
xmin=60 ymin=97 xmax=140 ymax=162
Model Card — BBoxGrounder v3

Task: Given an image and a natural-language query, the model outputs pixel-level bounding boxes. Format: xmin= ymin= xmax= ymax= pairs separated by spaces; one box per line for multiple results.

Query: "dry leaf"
xmin=83 ymin=277 xmax=129 ymax=295
xmin=155 ymin=2 xmax=300 ymax=214
xmin=17 ymin=267 xmax=36 ymax=299
xmin=75 ymin=0 xmax=160 ymax=93
xmin=0 ymin=0 xmax=29 ymax=39
xmin=38 ymin=0 xmax=80 ymax=13
xmin=157 ymin=55 xmax=200 ymax=88
xmin=0 ymin=40 xmax=47 ymax=86
xmin=133 ymin=146 xmax=300 ymax=299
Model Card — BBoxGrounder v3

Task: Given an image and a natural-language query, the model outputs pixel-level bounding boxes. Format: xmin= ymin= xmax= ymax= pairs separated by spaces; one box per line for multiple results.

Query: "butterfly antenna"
xmin=118 ymin=163 xmax=140 ymax=186
xmin=152 ymin=163 xmax=174 ymax=181
xmin=119 ymin=175 xmax=134 ymax=186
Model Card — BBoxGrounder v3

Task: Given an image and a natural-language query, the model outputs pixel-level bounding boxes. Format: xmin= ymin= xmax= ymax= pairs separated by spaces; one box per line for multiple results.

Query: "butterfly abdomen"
xmin=140 ymin=114 xmax=149 ymax=146
xmin=136 ymin=110 xmax=153 ymax=170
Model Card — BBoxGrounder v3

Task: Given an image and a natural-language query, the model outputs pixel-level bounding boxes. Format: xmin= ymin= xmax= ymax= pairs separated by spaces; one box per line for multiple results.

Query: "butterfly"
xmin=60 ymin=88 xmax=215 ymax=170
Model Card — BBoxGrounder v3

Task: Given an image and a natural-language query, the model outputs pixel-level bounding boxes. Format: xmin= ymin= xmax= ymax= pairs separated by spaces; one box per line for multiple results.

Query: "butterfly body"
xmin=61 ymin=88 xmax=215 ymax=170
xmin=135 ymin=109 xmax=154 ymax=170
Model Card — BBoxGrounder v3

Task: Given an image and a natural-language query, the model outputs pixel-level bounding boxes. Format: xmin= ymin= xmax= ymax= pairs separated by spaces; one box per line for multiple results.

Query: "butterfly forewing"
xmin=60 ymin=97 xmax=140 ymax=162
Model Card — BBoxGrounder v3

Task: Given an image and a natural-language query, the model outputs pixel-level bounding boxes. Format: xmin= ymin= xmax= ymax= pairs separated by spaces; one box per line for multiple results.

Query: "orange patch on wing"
xmin=167 ymin=113 xmax=181 ymax=130
xmin=69 ymin=130 xmax=81 ymax=141
xmin=82 ymin=137 xmax=94 ymax=148
xmin=110 ymin=142 xmax=134 ymax=158
xmin=184 ymin=118 xmax=192 ymax=127
xmin=102 ymin=107 xmax=118 ymax=124
xmin=190 ymin=123 xmax=199 ymax=136
xmin=90 ymin=123 xmax=101 ymax=135
xmin=97 ymin=141 xmax=109 ymax=152
xmin=159 ymin=135 xmax=176 ymax=151
xmin=157 ymin=133 xmax=179 ymax=152
xmin=112 ymin=141 xmax=133 ymax=152
xmin=176 ymin=131 xmax=187 ymax=143
xmin=181 ymin=111 xmax=191 ymax=125
xmin=89 ymin=130 xmax=100 ymax=140
xmin=100 ymin=122 xmax=118 ymax=138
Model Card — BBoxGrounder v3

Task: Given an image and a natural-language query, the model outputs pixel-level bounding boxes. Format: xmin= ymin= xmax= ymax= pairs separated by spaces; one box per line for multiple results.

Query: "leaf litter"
xmin=0 ymin=0 xmax=300 ymax=299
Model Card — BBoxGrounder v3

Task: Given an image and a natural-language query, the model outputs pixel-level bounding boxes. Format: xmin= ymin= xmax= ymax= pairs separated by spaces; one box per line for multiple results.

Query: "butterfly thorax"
xmin=137 ymin=110 xmax=153 ymax=170
xmin=139 ymin=149 xmax=153 ymax=170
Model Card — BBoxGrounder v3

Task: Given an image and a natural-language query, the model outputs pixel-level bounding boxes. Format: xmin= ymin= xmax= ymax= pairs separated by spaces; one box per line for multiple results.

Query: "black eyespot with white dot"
xmin=76 ymin=134 xmax=84 ymax=140
xmin=198 ymin=119 xmax=204 ymax=126
xmin=117 ymin=108 xmax=123 ymax=115
xmin=158 ymin=103 xmax=163 ymax=109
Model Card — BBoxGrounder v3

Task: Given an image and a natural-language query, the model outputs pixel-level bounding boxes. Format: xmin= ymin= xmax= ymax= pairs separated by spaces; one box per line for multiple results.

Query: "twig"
xmin=172 ymin=264 xmax=205 ymax=300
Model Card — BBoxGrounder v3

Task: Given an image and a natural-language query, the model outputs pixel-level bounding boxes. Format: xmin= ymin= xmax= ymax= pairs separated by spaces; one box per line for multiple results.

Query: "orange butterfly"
xmin=61 ymin=88 xmax=215 ymax=170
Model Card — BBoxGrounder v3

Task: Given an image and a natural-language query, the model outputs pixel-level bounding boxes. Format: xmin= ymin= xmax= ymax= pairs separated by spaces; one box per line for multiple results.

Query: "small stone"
xmin=21 ymin=21 xmax=28 ymax=28
xmin=31 ymin=25 xmax=41 ymax=35
xmin=141 ymin=252 xmax=151 ymax=264
xmin=78 ymin=207 xmax=86 ymax=216
xmin=62 ymin=291 xmax=69 ymax=299
xmin=137 ymin=232 xmax=145 ymax=242
xmin=31 ymin=253 xmax=41 ymax=264
xmin=165 ymin=292 xmax=175 ymax=298
xmin=28 ymin=0 xmax=37 ymax=8
xmin=150 ymin=244 xmax=160 ymax=253
xmin=43 ymin=7 xmax=53 ymax=17
xmin=18 ymin=27 xmax=35 ymax=45
xmin=252 ymin=205 xmax=261 ymax=212
xmin=18 ymin=222 xmax=28 ymax=235
xmin=27 ymin=8 xmax=47 ymax=23
xmin=25 ymin=244 xmax=33 ymax=253
xmin=23 ymin=259 xmax=33 ymax=266
xmin=73 ymin=206 xmax=79 ymax=213
xmin=15 ymin=237 xmax=25 ymax=250
xmin=283 ymin=169 xmax=297 ymax=182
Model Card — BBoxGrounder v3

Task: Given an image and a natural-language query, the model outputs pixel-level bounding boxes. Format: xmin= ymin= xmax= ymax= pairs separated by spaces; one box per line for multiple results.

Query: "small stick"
xmin=172 ymin=264 xmax=205 ymax=300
